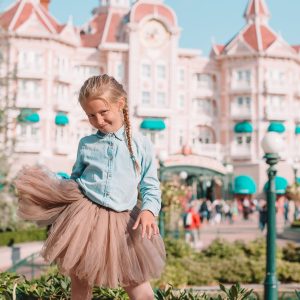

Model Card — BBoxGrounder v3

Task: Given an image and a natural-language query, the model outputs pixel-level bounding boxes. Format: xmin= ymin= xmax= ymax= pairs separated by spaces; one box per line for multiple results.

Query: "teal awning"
xmin=234 ymin=175 xmax=257 ymax=194
xmin=140 ymin=118 xmax=166 ymax=131
xmin=55 ymin=113 xmax=69 ymax=126
xmin=234 ymin=122 xmax=253 ymax=133
xmin=264 ymin=176 xmax=288 ymax=195
xmin=56 ymin=172 xmax=70 ymax=179
xmin=268 ymin=122 xmax=285 ymax=133
xmin=295 ymin=125 xmax=300 ymax=135
xmin=17 ymin=109 xmax=40 ymax=123
xmin=0 ymin=174 xmax=4 ymax=191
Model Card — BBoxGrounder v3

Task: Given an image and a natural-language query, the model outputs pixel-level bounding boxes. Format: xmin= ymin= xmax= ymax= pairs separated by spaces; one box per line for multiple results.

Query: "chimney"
xmin=40 ymin=0 xmax=50 ymax=11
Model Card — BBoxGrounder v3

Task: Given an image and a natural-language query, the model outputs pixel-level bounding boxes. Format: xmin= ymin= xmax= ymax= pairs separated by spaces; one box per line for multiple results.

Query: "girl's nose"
xmin=95 ymin=114 xmax=104 ymax=124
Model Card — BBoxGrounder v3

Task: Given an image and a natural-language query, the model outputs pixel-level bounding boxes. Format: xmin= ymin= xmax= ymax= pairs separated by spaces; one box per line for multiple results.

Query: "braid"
xmin=123 ymin=103 xmax=140 ymax=174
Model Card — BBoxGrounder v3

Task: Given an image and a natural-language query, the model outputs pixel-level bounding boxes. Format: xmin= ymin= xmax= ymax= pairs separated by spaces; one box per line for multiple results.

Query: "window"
xmin=17 ymin=123 xmax=40 ymax=142
xmin=194 ymin=73 xmax=213 ymax=89
xmin=55 ymin=84 xmax=69 ymax=101
xmin=235 ymin=135 xmax=251 ymax=145
xmin=142 ymin=91 xmax=151 ymax=105
xmin=267 ymin=69 xmax=285 ymax=82
xmin=116 ymin=63 xmax=124 ymax=81
xmin=157 ymin=65 xmax=166 ymax=79
xmin=157 ymin=92 xmax=166 ymax=107
xmin=178 ymin=94 xmax=184 ymax=109
xmin=178 ymin=68 xmax=185 ymax=82
xmin=18 ymin=80 xmax=42 ymax=99
xmin=194 ymin=98 xmax=213 ymax=115
xmin=179 ymin=129 xmax=184 ymax=146
xmin=198 ymin=127 xmax=214 ymax=144
xmin=237 ymin=70 xmax=251 ymax=82
xmin=267 ymin=95 xmax=284 ymax=109
xmin=142 ymin=64 xmax=151 ymax=78
xmin=237 ymin=96 xmax=251 ymax=107
xmin=18 ymin=50 xmax=44 ymax=71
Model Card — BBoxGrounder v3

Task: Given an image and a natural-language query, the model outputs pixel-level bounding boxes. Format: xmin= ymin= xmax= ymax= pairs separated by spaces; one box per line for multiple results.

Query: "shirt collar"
xmin=96 ymin=125 xmax=125 ymax=141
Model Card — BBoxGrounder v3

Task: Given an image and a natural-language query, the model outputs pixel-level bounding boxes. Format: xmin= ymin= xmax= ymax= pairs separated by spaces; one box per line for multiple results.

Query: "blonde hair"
xmin=78 ymin=74 xmax=140 ymax=174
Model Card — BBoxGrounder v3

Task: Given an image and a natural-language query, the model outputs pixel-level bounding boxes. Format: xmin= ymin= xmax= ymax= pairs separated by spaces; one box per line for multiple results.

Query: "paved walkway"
xmin=1 ymin=213 xmax=298 ymax=277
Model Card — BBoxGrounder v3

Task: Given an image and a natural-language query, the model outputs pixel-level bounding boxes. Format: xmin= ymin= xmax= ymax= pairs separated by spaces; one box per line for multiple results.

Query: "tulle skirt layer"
xmin=14 ymin=165 xmax=166 ymax=288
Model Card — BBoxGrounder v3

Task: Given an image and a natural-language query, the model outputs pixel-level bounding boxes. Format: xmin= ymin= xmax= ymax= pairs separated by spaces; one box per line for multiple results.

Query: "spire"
xmin=244 ymin=0 xmax=270 ymax=24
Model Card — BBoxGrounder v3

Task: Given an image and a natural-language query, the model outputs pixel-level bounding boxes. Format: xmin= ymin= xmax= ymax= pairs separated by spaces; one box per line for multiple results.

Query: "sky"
xmin=1 ymin=0 xmax=300 ymax=56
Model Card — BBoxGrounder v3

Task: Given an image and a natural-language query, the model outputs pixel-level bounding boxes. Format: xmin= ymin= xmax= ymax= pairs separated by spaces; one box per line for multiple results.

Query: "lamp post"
xmin=158 ymin=150 xmax=168 ymax=238
xmin=261 ymin=131 xmax=284 ymax=300
xmin=225 ymin=163 xmax=234 ymax=200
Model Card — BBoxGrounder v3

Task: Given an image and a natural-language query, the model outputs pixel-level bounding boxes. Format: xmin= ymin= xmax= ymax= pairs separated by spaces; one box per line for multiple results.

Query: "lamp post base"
xmin=264 ymin=274 xmax=278 ymax=300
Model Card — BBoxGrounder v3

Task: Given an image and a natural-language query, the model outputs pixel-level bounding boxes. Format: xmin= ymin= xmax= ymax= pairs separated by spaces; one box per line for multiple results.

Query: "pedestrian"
xmin=259 ymin=203 xmax=267 ymax=231
xmin=183 ymin=202 xmax=201 ymax=248
xmin=14 ymin=74 xmax=166 ymax=300
xmin=199 ymin=198 xmax=209 ymax=224
xmin=283 ymin=198 xmax=289 ymax=225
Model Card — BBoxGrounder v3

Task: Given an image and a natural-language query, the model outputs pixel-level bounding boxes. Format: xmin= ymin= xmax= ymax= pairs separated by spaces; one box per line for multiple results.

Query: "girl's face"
xmin=81 ymin=98 xmax=124 ymax=133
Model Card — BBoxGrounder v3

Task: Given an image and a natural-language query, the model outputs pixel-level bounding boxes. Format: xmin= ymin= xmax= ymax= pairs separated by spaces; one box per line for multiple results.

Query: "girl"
xmin=14 ymin=74 xmax=166 ymax=300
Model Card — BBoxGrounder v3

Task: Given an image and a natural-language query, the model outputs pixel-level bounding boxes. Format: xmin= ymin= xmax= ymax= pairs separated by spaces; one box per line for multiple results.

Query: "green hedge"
xmin=0 ymin=228 xmax=47 ymax=246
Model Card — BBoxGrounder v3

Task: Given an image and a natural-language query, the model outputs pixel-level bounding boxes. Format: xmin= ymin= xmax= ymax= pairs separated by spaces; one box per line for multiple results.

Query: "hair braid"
xmin=123 ymin=103 xmax=140 ymax=174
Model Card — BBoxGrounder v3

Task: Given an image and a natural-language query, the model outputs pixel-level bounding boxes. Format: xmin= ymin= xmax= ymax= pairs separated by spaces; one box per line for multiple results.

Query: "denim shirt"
xmin=70 ymin=125 xmax=161 ymax=216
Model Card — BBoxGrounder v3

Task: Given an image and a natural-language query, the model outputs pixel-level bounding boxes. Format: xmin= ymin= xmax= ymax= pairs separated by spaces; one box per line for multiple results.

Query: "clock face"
xmin=140 ymin=20 xmax=168 ymax=48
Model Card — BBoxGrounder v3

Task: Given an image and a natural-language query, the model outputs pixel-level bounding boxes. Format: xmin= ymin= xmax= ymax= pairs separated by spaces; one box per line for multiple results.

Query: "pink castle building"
xmin=0 ymin=0 xmax=299 ymax=198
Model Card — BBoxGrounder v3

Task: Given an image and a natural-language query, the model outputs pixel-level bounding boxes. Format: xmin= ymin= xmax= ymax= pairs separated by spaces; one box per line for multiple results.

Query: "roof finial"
xmin=244 ymin=0 xmax=270 ymax=24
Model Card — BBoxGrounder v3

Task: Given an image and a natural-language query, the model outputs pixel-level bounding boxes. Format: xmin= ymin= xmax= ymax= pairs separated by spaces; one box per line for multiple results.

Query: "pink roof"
xmin=292 ymin=45 xmax=300 ymax=53
xmin=244 ymin=0 xmax=269 ymax=20
xmin=131 ymin=2 xmax=175 ymax=26
xmin=106 ymin=13 xmax=123 ymax=43
xmin=0 ymin=0 xmax=61 ymax=33
xmin=80 ymin=13 xmax=108 ymax=47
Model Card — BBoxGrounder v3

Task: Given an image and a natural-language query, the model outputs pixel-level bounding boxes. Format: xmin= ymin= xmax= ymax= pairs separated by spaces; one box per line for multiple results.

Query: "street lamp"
xmin=293 ymin=157 xmax=300 ymax=185
xmin=261 ymin=131 xmax=284 ymax=300
xmin=225 ymin=163 xmax=234 ymax=200
xmin=158 ymin=150 xmax=168 ymax=238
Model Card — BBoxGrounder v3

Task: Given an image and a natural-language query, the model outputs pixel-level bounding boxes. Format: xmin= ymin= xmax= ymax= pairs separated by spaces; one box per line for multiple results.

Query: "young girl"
xmin=14 ymin=74 xmax=166 ymax=300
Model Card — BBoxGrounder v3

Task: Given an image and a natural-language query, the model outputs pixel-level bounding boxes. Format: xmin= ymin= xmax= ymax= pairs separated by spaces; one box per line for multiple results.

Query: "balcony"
xmin=54 ymin=143 xmax=70 ymax=155
xmin=193 ymin=111 xmax=215 ymax=125
xmin=263 ymin=81 xmax=289 ymax=95
xmin=135 ymin=105 xmax=172 ymax=118
xmin=15 ymin=139 xmax=42 ymax=153
xmin=54 ymin=71 xmax=72 ymax=84
xmin=231 ymin=103 xmax=253 ymax=120
xmin=294 ymin=104 xmax=300 ymax=122
xmin=230 ymin=81 xmax=253 ymax=93
xmin=193 ymin=143 xmax=223 ymax=160
xmin=15 ymin=93 xmax=44 ymax=109
xmin=54 ymin=99 xmax=72 ymax=112
xmin=264 ymin=106 xmax=288 ymax=121
xmin=192 ymin=85 xmax=215 ymax=98
xmin=17 ymin=66 xmax=45 ymax=79
xmin=231 ymin=143 xmax=252 ymax=159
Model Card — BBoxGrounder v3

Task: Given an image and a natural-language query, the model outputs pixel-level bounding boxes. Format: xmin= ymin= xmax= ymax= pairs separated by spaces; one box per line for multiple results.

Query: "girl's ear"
xmin=118 ymin=97 xmax=126 ymax=111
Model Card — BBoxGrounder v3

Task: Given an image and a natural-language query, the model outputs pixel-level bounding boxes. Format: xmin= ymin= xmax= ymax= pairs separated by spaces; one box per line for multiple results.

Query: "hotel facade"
xmin=1 ymin=0 xmax=300 ymax=198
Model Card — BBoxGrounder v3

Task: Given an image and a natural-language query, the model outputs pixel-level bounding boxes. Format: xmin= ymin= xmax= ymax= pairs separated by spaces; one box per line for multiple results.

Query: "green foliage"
xmin=0 ymin=228 xmax=47 ymax=246
xmin=219 ymin=283 xmax=254 ymax=300
xmin=291 ymin=221 xmax=300 ymax=228
xmin=282 ymin=243 xmax=300 ymax=263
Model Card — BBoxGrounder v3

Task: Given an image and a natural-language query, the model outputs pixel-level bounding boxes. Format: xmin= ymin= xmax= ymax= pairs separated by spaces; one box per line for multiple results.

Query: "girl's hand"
xmin=132 ymin=210 xmax=159 ymax=239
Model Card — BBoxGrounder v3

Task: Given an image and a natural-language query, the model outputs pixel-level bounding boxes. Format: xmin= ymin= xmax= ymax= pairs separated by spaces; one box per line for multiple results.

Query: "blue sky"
xmin=1 ymin=0 xmax=300 ymax=56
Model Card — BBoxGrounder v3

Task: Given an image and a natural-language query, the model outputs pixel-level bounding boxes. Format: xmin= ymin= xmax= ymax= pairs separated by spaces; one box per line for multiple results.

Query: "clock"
xmin=140 ymin=20 xmax=168 ymax=48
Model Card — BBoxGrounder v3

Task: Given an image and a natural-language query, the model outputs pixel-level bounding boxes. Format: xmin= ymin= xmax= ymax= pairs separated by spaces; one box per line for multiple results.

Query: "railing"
xmin=230 ymin=104 xmax=253 ymax=120
xmin=193 ymin=143 xmax=223 ymax=160
xmin=7 ymin=251 xmax=49 ymax=280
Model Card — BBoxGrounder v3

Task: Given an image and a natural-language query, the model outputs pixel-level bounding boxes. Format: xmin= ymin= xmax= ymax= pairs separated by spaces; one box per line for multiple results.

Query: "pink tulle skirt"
xmin=14 ymin=165 xmax=166 ymax=288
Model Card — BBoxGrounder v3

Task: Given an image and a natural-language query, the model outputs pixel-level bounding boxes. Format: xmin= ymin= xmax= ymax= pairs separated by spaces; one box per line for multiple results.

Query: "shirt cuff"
xmin=141 ymin=202 xmax=160 ymax=217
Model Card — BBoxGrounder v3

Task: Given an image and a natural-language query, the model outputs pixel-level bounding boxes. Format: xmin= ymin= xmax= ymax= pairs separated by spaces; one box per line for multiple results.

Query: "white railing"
xmin=135 ymin=105 xmax=172 ymax=118
xmin=265 ymin=106 xmax=288 ymax=120
xmin=231 ymin=81 xmax=252 ymax=91
xmin=264 ymin=81 xmax=289 ymax=94
xmin=15 ymin=139 xmax=42 ymax=153
xmin=230 ymin=103 xmax=253 ymax=119
xmin=231 ymin=143 xmax=252 ymax=158
xmin=193 ymin=143 xmax=223 ymax=160
xmin=15 ymin=94 xmax=43 ymax=108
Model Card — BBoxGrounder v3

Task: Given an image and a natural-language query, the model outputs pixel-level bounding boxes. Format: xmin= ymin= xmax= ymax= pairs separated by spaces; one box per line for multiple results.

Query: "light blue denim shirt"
xmin=70 ymin=125 xmax=161 ymax=216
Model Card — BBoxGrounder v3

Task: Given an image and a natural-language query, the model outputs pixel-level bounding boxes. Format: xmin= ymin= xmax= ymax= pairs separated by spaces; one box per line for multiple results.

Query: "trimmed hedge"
xmin=0 ymin=228 xmax=47 ymax=246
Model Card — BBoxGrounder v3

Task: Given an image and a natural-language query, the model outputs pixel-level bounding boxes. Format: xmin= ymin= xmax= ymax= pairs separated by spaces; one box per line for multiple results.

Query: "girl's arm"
xmin=70 ymin=139 xmax=86 ymax=180
xmin=138 ymin=136 xmax=161 ymax=217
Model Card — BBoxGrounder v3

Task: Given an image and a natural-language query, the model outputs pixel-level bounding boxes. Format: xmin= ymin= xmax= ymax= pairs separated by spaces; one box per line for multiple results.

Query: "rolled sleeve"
xmin=139 ymin=137 xmax=161 ymax=217
xmin=70 ymin=139 xmax=86 ymax=180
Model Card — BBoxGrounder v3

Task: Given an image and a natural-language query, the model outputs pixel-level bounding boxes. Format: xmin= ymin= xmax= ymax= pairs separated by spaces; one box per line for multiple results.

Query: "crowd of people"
xmin=180 ymin=194 xmax=300 ymax=249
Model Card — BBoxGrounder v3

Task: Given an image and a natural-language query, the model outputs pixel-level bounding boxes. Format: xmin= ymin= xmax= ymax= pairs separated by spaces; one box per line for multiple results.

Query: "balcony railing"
xmin=231 ymin=143 xmax=252 ymax=159
xmin=15 ymin=139 xmax=42 ymax=153
xmin=264 ymin=106 xmax=288 ymax=121
xmin=230 ymin=104 xmax=253 ymax=120
xmin=263 ymin=81 xmax=289 ymax=95
xmin=230 ymin=81 xmax=252 ymax=92
xmin=15 ymin=94 xmax=43 ymax=109
xmin=135 ymin=105 xmax=172 ymax=118
xmin=193 ymin=143 xmax=223 ymax=160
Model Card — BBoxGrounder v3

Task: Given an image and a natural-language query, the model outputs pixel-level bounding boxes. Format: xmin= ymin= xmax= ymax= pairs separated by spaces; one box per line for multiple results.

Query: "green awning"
xmin=0 ymin=174 xmax=4 ymax=191
xmin=140 ymin=118 xmax=166 ymax=131
xmin=234 ymin=122 xmax=253 ymax=133
xmin=264 ymin=176 xmax=288 ymax=195
xmin=268 ymin=122 xmax=285 ymax=133
xmin=234 ymin=175 xmax=257 ymax=194
xmin=55 ymin=113 xmax=69 ymax=126
xmin=56 ymin=172 xmax=70 ymax=179
xmin=295 ymin=125 xmax=300 ymax=135
xmin=17 ymin=109 xmax=40 ymax=123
